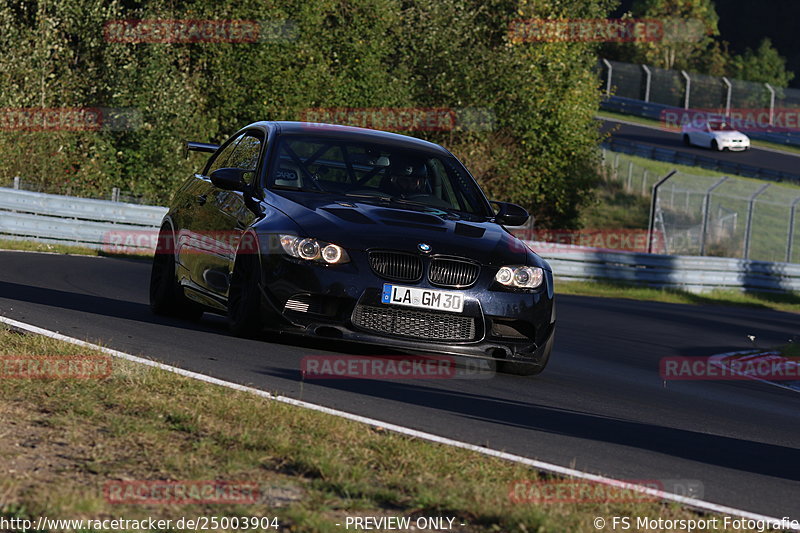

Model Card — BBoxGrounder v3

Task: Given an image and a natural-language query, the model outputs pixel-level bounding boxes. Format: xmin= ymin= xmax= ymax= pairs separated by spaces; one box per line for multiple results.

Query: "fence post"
xmin=765 ymin=83 xmax=775 ymax=127
xmin=743 ymin=183 xmax=770 ymax=259
xmin=642 ymin=64 xmax=652 ymax=102
xmin=112 ymin=187 xmax=120 ymax=202
xmin=13 ymin=176 xmax=20 ymax=190
xmin=785 ymin=195 xmax=800 ymax=262
xmin=602 ymin=58 xmax=613 ymax=97
xmin=642 ymin=170 xmax=649 ymax=195
xmin=681 ymin=70 xmax=691 ymax=109
xmin=627 ymin=161 xmax=633 ymax=190
xmin=700 ymin=176 xmax=729 ymax=256
xmin=722 ymin=77 xmax=732 ymax=116
xmin=647 ymin=170 xmax=677 ymax=253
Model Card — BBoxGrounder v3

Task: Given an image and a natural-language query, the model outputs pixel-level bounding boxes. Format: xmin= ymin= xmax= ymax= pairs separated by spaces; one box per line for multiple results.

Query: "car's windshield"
xmin=708 ymin=121 xmax=731 ymax=131
xmin=268 ymin=135 xmax=492 ymax=216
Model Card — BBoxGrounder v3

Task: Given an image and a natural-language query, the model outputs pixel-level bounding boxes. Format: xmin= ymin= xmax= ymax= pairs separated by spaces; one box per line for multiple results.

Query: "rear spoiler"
xmin=183 ymin=140 xmax=220 ymax=158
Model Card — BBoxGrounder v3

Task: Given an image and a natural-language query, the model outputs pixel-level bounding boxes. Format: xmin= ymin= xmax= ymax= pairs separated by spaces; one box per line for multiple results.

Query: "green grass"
xmin=580 ymin=176 xmax=651 ymax=229
xmin=597 ymin=109 xmax=800 ymax=156
xmin=0 ymin=238 xmax=153 ymax=260
xmin=0 ymin=325 xmax=752 ymax=532
xmin=558 ymin=280 xmax=800 ymax=314
xmin=779 ymin=343 xmax=800 ymax=357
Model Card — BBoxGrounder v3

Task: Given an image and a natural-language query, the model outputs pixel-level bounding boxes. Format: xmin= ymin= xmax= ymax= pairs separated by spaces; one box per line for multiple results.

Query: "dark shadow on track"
xmin=263 ymin=367 xmax=800 ymax=482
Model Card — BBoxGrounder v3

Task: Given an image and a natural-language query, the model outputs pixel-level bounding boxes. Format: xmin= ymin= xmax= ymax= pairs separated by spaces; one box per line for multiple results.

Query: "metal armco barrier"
xmin=0 ymin=187 xmax=166 ymax=252
xmin=529 ymin=243 xmax=800 ymax=293
xmin=1 ymin=188 xmax=798 ymax=294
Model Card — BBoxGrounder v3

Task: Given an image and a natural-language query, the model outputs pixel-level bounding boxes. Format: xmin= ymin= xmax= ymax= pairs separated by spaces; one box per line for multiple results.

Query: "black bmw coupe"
xmin=150 ymin=122 xmax=555 ymax=375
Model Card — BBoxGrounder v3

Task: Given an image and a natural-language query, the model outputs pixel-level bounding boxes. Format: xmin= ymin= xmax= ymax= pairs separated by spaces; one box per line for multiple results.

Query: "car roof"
xmin=242 ymin=121 xmax=453 ymax=156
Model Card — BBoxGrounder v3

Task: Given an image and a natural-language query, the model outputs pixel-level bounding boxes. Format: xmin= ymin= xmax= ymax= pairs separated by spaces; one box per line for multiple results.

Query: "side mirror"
xmin=492 ymin=201 xmax=530 ymax=227
xmin=210 ymin=167 xmax=249 ymax=191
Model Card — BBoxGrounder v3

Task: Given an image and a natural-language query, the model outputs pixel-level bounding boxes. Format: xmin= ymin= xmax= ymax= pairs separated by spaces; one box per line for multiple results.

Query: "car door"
xmin=193 ymin=130 xmax=265 ymax=301
xmin=179 ymin=133 xmax=244 ymax=301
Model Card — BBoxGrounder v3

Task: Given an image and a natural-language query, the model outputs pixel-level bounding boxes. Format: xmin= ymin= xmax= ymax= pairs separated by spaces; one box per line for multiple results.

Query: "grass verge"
xmin=0 ymin=325 xmax=758 ymax=532
xmin=597 ymin=110 xmax=800 ymax=157
xmin=558 ymin=280 xmax=800 ymax=315
xmin=0 ymin=238 xmax=153 ymax=260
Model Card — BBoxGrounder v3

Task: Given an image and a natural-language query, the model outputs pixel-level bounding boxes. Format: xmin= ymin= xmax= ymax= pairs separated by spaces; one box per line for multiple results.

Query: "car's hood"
xmin=712 ymin=131 xmax=748 ymax=141
xmin=263 ymin=191 xmax=542 ymax=268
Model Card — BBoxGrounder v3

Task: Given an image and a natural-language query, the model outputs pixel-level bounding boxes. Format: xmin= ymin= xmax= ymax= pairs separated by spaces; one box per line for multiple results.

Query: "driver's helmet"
xmin=381 ymin=160 xmax=428 ymax=195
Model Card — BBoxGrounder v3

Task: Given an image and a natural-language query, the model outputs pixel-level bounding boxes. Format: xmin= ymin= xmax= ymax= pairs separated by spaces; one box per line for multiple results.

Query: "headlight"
xmin=279 ymin=235 xmax=349 ymax=264
xmin=495 ymin=265 xmax=543 ymax=289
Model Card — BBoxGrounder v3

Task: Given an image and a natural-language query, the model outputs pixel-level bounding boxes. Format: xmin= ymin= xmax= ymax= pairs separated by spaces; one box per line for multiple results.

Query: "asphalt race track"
xmin=1 ymin=251 xmax=799 ymax=519
xmin=601 ymin=119 xmax=800 ymax=177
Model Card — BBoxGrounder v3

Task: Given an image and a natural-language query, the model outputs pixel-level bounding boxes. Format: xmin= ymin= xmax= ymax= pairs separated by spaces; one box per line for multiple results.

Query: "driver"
xmin=380 ymin=161 xmax=429 ymax=197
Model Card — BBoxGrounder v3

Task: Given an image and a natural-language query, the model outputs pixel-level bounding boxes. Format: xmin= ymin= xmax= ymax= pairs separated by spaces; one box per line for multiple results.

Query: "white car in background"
xmin=682 ymin=118 xmax=750 ymax=151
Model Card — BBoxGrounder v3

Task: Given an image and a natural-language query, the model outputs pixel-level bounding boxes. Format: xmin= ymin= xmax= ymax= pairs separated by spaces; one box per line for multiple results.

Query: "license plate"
xmin=381 ymin=284 xmax=465 ymax=313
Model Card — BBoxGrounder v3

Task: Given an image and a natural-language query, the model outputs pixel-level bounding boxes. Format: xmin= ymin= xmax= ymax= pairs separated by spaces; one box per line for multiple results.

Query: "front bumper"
xmin=257 ymin=250 xmax=555 ymax=366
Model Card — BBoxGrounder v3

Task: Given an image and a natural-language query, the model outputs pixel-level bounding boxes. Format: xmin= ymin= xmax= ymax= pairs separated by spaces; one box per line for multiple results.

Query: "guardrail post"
xmin=13 ymin=176 xmax=20 ymax=190
xmin=786 ymin=195 xmax=800 ymax=262
xmin=743 ymin=183 xmax=770 ymax=259
xmin=681 ymin=70 xmax=691 ymax=109
xmin=722 ymin=77 xmax=732 ymax=116
xmin=112 ymin=187 xmax=120 ymax=202
xmin=602 ymin=58 xmax=613 ymax=97
xmin=647 ymin=170 xmax=677 ymax=253
xmin=700 ymin=176 xmax=729 ymax=256
xmin=642 ymin=65 xmax=652 ymax=102
xmin=765 ymin=83 xmax=775 ymax=127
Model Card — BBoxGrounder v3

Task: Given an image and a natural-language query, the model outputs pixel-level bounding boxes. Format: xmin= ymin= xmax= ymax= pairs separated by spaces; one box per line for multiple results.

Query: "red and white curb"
xmin=710 ymin=349 xmax=800 ymax=393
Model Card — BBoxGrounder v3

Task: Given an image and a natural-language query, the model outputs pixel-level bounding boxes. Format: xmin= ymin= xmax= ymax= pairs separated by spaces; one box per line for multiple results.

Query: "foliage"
xmin=601 ymin=0 xmax=795 ymax=89
xmin=728 ymin=38 xmax=795 ymax=88
xmin=0 ymin=0 xmax=618 ymax=228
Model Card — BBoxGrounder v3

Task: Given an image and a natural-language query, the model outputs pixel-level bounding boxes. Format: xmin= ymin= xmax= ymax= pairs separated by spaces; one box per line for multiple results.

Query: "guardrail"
xmin=601 ymin=95 xmax=800 ymax=149
xmin=0 ymin=188 xmax=797 ymax=294
xmin=602 ymin=137 xmax=800 ymax=184
xmin=0 ymin=187 xmax=167 ymax=252
xmin=528 ymin=243 xmax=800 ymax=293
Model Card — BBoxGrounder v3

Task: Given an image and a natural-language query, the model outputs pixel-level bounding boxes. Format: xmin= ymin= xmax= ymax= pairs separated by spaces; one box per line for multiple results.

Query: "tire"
xmin=498 ymin=330 xmax=554 ymax=376
xmin=227 ymin=242 xmax=264 ymax=337
xmin=149 ymin=226 xmax=203 ymax=320
xmin=683 ymin=134 xmax=691 ymax=146
xmin=711 ymin=140 xmax=720 ymax=151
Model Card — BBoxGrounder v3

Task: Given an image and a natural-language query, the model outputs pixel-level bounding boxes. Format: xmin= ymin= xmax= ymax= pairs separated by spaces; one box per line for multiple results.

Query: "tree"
xmin=728 ymin=38 xmax=794 ymax=88
xmin=629 ymin=0 xmax=720 ymax=71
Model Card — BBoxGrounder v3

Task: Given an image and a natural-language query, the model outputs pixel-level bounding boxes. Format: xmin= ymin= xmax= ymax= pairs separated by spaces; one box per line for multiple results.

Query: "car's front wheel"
xmin=711 ymin=140 xmax=720 ymax=151
xmin=498 ymin=331 xmax=554 ymax=376
xmin=683 ymin=134 xmax=691 ymax=146
xmin=227 ymin=242 xmax=264 ymax=337
xmin=150 ymin=225 xmax=203 ymax=320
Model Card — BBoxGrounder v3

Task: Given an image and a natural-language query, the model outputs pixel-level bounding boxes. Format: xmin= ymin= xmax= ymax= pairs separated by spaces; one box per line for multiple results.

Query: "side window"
xmin=205 ymin=133 xmax=244 ymax=176
xmin=225 ymin=133 xmax=264 ymax=185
